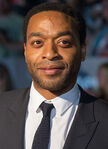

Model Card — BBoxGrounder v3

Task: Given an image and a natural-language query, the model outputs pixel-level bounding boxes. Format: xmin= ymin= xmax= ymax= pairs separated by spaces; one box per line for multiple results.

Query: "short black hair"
xmin=23 ymin=2 xmax=86 ymax=45
xmin=99 ymin=62 xmax=108 ymax=71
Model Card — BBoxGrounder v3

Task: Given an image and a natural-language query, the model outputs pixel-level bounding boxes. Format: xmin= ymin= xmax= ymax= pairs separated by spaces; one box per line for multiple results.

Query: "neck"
xmin=104 ymin=93 xmax=108 ymax=101
xmin=33 ymin=81 xmax=76 ymax=100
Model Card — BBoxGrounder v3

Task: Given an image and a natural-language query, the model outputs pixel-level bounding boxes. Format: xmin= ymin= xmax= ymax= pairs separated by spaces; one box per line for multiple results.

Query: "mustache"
xmin=35 ymin=60 xmax=66 ymax=68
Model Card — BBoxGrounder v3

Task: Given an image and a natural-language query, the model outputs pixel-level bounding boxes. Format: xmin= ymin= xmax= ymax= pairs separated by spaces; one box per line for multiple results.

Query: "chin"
xmin=32 ymin=68 xmax=77 ymax=92
xmin=34 ymin=77 xmax=68 ymax=92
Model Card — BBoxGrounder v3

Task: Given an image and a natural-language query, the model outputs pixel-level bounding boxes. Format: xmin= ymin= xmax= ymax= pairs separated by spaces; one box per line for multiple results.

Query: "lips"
xmin=37 ymin=65 xmax=64 ymax=75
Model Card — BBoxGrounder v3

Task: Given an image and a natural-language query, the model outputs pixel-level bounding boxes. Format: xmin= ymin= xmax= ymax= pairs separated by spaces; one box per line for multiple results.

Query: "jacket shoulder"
xmin=0 ymin=88 xmax=30 ymax=106
xmin=94 ymin=97 xmax=108 ymax=120
xmin=80 ymin=87 xmax=108 ymax=120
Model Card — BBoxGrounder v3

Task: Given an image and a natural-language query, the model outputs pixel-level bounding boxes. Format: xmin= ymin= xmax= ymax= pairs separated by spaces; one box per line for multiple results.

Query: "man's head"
xmin=0 ymin=64 xmax=12 ymax=93
xmin=24 ymin=3 xmax=86 ymax=95
xmin=98 ymin=62 xmax=108 ymax=99
xmin=0 ymin=0 xmax=12 ymax=14
xmin=102 ymin=0 xmax=108 ymax=24
xmin=23 ymin=3 xmax=86 ymax=46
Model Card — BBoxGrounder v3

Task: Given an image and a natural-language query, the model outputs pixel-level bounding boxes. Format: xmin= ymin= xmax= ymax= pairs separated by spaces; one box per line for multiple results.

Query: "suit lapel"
xmin=5 ymin=88 xmax=30 ymax=149
xmin=2 ymin=87 xmax=99 ymax=149
xmin=63 ymin=88 xmax=99 ymax=149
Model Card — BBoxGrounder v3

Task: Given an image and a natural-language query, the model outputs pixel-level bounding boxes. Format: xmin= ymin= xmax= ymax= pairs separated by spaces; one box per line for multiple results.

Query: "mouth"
xmin=37 ymin=65 xmax=65 ymax=75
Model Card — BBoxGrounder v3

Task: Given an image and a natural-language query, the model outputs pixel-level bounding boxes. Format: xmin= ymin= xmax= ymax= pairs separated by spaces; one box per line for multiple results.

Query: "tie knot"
xmin=40 ymin=102 xmax=54 ymax=117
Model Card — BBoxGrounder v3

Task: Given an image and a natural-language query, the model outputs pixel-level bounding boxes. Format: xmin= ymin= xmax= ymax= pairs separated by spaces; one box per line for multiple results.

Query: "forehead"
xmin=27 ymin=11 xmax=76 ymax=35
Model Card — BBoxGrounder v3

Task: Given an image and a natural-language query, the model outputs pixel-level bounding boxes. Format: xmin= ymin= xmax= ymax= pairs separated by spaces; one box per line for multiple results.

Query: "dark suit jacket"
xmin=0 ymin=87 xmax=108 ymax=149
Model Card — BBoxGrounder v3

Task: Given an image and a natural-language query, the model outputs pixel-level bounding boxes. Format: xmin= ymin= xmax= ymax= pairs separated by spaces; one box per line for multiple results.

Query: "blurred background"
xmin=0 ymin=0 xmax=108 ymax=100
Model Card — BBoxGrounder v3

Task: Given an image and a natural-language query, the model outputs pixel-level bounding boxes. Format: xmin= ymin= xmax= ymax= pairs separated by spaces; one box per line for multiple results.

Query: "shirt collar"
xmin=51 ymin=84 xmax=80 ymax=116
xmin=29 ymin=82 xmax=46 ymax=113
xmin=29 ymin=82 xmax=80 ymax=116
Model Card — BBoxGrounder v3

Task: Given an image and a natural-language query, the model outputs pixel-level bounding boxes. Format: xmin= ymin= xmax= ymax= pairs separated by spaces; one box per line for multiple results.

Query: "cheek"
xmin=61 ymin=48 xmax=79 ymax=66
xmin=99 ymin=78 xmax=105 ymax=87
xmin=25 ymin=46 xmax=42 ymax=64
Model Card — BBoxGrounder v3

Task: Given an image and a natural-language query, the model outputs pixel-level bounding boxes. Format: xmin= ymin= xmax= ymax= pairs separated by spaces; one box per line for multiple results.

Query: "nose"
xmin=42 ymin=41 xmax=61 ymax=61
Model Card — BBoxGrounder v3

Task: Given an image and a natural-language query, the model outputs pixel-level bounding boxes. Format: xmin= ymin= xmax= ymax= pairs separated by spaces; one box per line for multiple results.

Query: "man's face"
xmin=24 ymin=11 xmax=85 ymax=92
xmin=102 ymin=1 xmax=108 ymax=24
xmin=98 ymin=68 xmax=108 ymax=95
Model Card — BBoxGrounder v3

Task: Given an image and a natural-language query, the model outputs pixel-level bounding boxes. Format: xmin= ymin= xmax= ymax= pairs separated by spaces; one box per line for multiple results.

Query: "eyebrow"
xmin=57 ymin=31 xmax=73 ymax=37
xmin=28 ymin=32 xmax=43 ymax=39
xmin=28 ymin=31 xmax=73 ymax=39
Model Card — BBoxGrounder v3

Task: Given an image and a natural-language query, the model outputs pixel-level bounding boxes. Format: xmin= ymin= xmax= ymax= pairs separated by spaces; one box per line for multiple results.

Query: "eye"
xmin=31 ymin=40 xmax=43 ymax=48
xmin=34 ymin=40 xmax=41 ymax=44
xmin=61 ymin=40 xmax=69 ymax=44
xmin=58 ymin=39 xmax=72 ymax=48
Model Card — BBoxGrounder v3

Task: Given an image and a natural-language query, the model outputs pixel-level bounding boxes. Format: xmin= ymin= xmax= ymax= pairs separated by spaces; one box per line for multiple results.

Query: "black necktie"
xmin=32 ymin=102 xmax=54 ymax=149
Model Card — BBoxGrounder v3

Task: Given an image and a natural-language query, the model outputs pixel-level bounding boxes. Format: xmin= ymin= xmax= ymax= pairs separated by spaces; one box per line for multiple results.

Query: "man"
xmin=97 ymin=62 xmax=108 ymax=101
xmin=0 ymin=3 xmax=108 ymax=149
xmin=0 ymin=0 xmax=24 ymax=57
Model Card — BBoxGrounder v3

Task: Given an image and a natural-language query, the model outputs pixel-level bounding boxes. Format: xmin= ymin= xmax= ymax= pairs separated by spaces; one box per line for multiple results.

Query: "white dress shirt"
xmin=25 ymin=82 xmax=80 ymax=149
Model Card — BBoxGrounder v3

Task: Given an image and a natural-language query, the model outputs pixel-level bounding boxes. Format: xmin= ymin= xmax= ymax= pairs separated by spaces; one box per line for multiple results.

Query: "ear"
xmin=81 ymin=44 xmax=86 ymax=61
xmin=24 ymin=43 xmax=27 ymax=62
xmin=24 ymin=43 xmax=26 ymax=55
